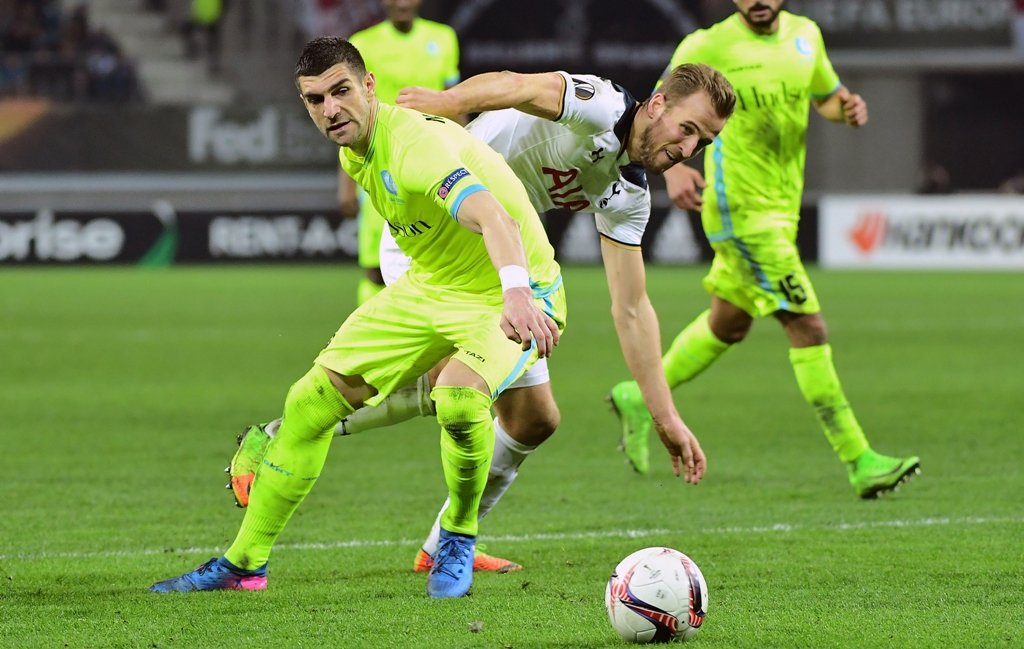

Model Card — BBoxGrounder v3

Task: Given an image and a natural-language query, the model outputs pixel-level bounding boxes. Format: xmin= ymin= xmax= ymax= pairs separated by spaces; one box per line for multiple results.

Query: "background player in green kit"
xmin=609 ymin=0 xmax=920 ymax=499
xmin=150 ymin=36 xmax=563 ymax=599
xmin=341 ymin=0 xmax=460 ymax=305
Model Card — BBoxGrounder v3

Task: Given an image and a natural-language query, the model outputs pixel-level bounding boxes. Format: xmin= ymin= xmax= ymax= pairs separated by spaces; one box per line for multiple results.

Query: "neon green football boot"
xmin=224 ymin=421 xmax=276 ymax=508
xmin=847 ymin=449 xmax=921 ymax=499
xmin=607 ymin=381 xmax=652 ymax=474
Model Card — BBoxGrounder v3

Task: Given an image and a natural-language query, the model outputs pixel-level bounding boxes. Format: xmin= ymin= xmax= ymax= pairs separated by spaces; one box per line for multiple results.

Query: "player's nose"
xmin=323 ymin=95 xmax=342 ymax=119
xmin=680 ymin=138 xmax=697 ymax=159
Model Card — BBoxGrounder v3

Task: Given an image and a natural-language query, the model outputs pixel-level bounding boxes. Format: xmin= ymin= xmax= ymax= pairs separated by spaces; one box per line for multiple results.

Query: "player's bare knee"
xmin=778 ymin=312 xmax=828 ymax=347
xmin=711 ymin=320 xmax=750 ymax=344
xmin=503 ymin=405 xmax=560 ymax=443
xmin=803 ymin=325 xmax=828 ymax=346
xmin=709 ymin=298 xmax=752 ymax=343
xmin=533 ymin=403 xmax=561 ymax=438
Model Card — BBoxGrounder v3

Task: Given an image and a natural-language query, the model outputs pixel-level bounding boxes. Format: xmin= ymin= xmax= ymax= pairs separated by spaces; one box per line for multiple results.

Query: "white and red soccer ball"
xmin=605 ymin=546 xmax=708 ymax=643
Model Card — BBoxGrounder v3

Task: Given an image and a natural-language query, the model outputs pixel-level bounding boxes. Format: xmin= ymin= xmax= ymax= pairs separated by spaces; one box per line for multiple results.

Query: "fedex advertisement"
xmin=819 ymin=195 xmax=1024 ymax=269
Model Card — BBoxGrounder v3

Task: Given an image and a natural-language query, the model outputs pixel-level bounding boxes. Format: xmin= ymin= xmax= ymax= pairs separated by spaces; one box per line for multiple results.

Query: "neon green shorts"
xmin=315 ymin=274 xmax=567 ymax=407
xmin=357 ymin=187 xmax=387 ymax=269
xmin=703 ymin=225 xmax=820 ymax=318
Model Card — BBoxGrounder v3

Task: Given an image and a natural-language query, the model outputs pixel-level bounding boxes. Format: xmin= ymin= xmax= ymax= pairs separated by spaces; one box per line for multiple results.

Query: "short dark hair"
xmin=294 ymin=36 xmax=367 ymax=80
xmin=658 ymin=63 xmax=736 ymax=119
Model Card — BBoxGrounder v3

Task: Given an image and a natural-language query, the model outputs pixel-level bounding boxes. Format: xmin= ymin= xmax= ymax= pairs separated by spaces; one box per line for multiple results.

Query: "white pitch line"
xmin=1 ymin=515 xmax=1020 ymax=563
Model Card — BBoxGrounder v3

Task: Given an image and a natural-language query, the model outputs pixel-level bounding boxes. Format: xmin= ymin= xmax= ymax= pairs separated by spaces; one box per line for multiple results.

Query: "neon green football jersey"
xmin=339 ymin=102 xmax=560 ymax=295
xmin=349 ymin=18 xmax=460 ymax=104
xmin=664 ymin=11 xmax=840 ymax=237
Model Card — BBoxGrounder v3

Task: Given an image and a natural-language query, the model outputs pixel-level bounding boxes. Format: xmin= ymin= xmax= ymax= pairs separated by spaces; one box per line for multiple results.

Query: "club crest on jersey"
xmin=795 ymin=36 xmax=812 ymax=56
xmin=572 ymin=77 xmax=595 ymax=100
xmin=426 ymin=41 xmax=439 ymax=55
xmin=438 ymin=167 xmax=470 ymax=199
xmin=381 ymin=170 xmax=398 ymax=195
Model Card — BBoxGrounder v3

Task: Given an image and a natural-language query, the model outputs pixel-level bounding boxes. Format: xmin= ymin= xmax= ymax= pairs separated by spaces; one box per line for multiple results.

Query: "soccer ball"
xmin=605 ymin=546 xmax=708 ymax=643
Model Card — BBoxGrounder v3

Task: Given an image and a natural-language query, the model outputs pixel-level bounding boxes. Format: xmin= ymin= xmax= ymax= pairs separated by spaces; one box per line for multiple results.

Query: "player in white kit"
xmin=229 ymin=64 xmax=735 ymax=572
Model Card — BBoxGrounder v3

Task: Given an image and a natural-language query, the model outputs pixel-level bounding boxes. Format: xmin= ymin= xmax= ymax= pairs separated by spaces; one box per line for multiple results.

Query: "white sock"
xmin=334 ymin=374 xmax=434 ymax=436
xmin=264 ymin=418 xmax=282 ymax=438
xmin=422 ymin=417 xmax=536 ymax=556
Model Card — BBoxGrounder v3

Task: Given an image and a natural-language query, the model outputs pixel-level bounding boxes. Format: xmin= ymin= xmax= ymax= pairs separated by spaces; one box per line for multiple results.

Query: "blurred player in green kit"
xmin=340 ymin=0 xmax=461 ymax=305
xmin=609 ymin=0 xmax=920 ymax=499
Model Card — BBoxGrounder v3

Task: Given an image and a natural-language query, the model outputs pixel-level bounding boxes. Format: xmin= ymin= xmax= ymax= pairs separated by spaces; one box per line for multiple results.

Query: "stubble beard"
xmin=742 ymin=2 xmax=782 ymax=28
xmin=638 ymin=124 xmax=664 ymax=175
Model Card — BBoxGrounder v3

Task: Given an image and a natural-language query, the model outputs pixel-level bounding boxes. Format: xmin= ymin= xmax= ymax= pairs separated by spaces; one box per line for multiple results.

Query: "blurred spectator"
xmin=294 ymin=0 xmax=383 ymax=42
xmin=998 ymin=170 xmax=1024 ymax=194
xmin=0 ymin=1 xmax=27 ymax=94
xmin=2 ymin=0 xmax=51 ymax=96
xmin=183 ymin=0 xmax=229 ymax=74
xmin=917 ymin=160 xmax=953 ymax=195
xmin=2 ymin=1 xmax=40 ymax=53
xmin=84 ymin=28 xmax=140 ymax=101
xmin=1014 ymin=0 xmax=1024 ymax=55
xmin=1 ymin=0 xmax=141 ymax=102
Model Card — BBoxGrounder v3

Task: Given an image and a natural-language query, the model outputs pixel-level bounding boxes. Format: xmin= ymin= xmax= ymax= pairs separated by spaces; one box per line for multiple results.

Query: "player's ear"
xmin=365 ymin=71 xmax=376 ymax=97
xmin=647 ymin=92 xmax=666 ymax=118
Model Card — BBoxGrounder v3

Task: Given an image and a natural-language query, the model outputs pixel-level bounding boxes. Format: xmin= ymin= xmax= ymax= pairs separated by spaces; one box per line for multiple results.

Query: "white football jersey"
xmin=466 ymin=71 xmax=650 ymax=247
xmin=379 ymin=71 xmax=651 ymax=284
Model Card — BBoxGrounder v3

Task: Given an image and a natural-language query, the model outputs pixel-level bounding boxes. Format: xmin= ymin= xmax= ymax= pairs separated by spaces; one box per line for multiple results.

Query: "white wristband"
xmin=498 ymin=265 xmax=530 ymax=292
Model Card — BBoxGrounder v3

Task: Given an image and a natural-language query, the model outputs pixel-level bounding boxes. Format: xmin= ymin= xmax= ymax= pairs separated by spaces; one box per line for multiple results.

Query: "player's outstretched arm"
xmin=455 ymin=190 xmax=560 ymax=357
xmin=397 ymin=71 xmax=565 ymax=122
xmin=600 ymin=239 xmax=706 ymax=483
xmin=813 ymin=86 xmax=868 ymax=127
xmin=663 ymin=163 xmax=706 ymax=212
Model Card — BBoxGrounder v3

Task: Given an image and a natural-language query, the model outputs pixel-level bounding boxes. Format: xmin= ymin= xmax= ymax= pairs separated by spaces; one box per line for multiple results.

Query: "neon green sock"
xmin=789 ymin=344 xmax=869 ymax=463
xmin=432 ymin=386 xmax=494 ymax=537
xmin=357 ymin=277 xmax=383 ymax=306
xmin=225 ymin=365 xmax=353 ymax=569
xmin=662 ymin=309 xmax=731 ymax=388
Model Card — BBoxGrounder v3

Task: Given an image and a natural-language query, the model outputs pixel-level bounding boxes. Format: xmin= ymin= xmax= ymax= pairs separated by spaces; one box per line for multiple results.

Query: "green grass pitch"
xmin=0 ymin=265 xmax=1021 ymax=648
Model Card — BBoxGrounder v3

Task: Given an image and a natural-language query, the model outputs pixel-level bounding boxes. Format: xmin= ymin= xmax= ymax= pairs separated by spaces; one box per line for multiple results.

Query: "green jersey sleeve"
xmin=395 ymin=123 xmax=487 ymax=221
xmin=809 ymin=25 xmax=840 ymax=100
xmin=442 ymin=27 xmax=460 ymax=88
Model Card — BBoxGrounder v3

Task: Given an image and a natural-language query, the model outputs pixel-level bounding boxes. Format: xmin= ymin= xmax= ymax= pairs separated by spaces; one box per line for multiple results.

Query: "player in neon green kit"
xmin=150 ymin=37 xmax=563 ymax=599
xmin=609 ymin=0 xmax=920 ymax=498
xmin=222 ymin=64 xmax=718 ymax=577
xmin=341 ymin=0 xmax=460 ymax=305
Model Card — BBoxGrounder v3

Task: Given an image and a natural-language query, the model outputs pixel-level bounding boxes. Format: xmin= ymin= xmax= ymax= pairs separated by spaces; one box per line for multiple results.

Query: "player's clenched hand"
xmin=396 ymin=86 xmax=459 ymax=120
xmin=841 ymin=92 xmax=868 ymax=127
xmin=665 ymin=164 xmax=706 ymax=212
xmin=499 ymin=286 xmax=560 ymax=357
xmin=653 ymin=413 xmax=706 ymax=484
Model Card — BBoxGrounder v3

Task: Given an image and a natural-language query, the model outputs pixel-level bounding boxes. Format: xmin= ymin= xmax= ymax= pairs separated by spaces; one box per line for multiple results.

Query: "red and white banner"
xmin=819 ymin=195 xmax=1024 ymax=269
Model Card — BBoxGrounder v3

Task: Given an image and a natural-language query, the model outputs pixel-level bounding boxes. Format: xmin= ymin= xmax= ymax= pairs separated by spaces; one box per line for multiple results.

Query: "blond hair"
xmin=657 ymin=63 xmax=736 ymax=119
